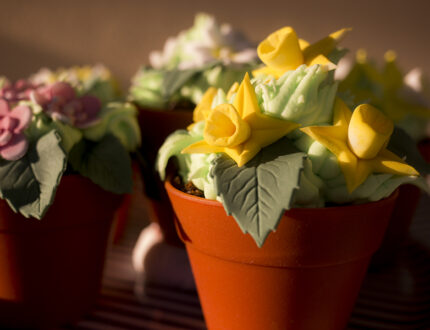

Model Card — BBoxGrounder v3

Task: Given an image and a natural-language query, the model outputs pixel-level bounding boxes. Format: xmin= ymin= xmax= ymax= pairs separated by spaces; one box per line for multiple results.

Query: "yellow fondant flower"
xmin=381 ymin=51 xmax=430 ymax=121
xmin=340 ymin=50 xmax=430 ymax=122
xmin=301 ymin=99 xmax=419 ymax=192
xmin=253 ymin=27 xmax=351 ymax=78
xmin=193 ymin=87 xmax=218 ymax=123
xmin=182 ymin=73 xmax=300 ymax=167
xmin=187 ymin=87 xmax=218 ymax=131
xmin=226 ymin=81 xmax=239 ymax=100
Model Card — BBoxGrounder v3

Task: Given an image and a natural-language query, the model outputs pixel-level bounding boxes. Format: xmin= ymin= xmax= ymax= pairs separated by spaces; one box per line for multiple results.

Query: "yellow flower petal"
xmin=333 ymin=98 xmax=352 ymax=128
xmin=298 ymin=39 xmax=310 ymax=51
xmin=246 ymin=128 xmax=295 ymax=151
xmin=347 ymin=104 xmax=394 ymax=159
xmin=373 ymin=149 xmax=419 ymax=176
xmin=301 ymin=126 xmax=350 ymax=158
xmin=252 ymin=66 xmax=284 ymax=79
xmin=305 ymin=54 xmax=336 ymax=71
xmin=257 ymin=27 xmax=304 ymax=74
xmin=254 ymin=27 xmax=349 ymax=79
xmin=181 ymin=140 xmax=224 ymax=154
xmin=184 ymin=72 xmax=300 ymax=167
xmin=348 ymin=160 xmax=374 ymax=192
xmin=226 ymin=82 xmax=239 ymax=100
xmin=224 ymin=145 xmax=247 ymax=166
xmin=233 ymin=73 xmax=261 ymax=119
xmin=193 ymin=87 xmax=217 ymax=123
xmin=302 ymin=28 xmax=351 ymax=64
xmin=301 ymin=100 xmax=418 ymax=193
xmin=204 ymin=104 xmax=251 ymax=147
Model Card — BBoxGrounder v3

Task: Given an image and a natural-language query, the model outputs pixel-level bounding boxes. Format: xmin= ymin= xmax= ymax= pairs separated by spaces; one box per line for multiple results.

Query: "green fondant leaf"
xmin=162 ymin=69 xmax=201 ymax=99
xmin=156 ymin=129 xmax=203 ymax=180
xmin=161 ymin=62 xmax=218 ymax=99
xmin=52 ymin=120 xmax=83 ymax=153
xmin=388 ymin=127 xmax=430 ymax=175
xmin=211 ymin=137 xmax=306 ymax=247
xmin=68 ymin=134 xmax=132 ymax=194
xmin=0 ymin=130 xmax=67 ymax=219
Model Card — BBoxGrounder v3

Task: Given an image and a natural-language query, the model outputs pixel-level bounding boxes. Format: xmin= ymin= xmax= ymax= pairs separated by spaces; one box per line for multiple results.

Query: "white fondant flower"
xmin=149 ymin=13 xmax=257 ymax=70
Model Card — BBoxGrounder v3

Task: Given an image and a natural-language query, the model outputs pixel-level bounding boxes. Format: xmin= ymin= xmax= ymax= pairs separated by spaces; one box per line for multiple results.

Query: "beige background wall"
xmin=1 ymin=0 xmax=429 ymax=90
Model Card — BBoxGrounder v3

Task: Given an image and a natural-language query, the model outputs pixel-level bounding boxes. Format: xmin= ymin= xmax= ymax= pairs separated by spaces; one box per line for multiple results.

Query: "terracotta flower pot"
xmin=371 ymin=139 xmax=430 ymax=267
xmin=0 ymin=175 xmax=122 ymax=328
xmin=137 ymin=107 xmax=193 ymax=246
xmin=112 ymin=160 xmax=142 ymax=243
xmin=418 ymin=138 xmax=430 ymax=162
xmin=371 ymin=184 xmax=421 ymax=267
xmin=166 ymin=181 xmax=398 ymax=330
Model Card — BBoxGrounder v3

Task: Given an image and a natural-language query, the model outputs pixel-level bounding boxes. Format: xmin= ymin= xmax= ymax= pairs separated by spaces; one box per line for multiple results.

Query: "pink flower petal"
xmin=0 ymin=99 xmax=10 ymax=115
xmin=0 ymin=130 xmax=12 ymax=146
xmin=0 ymin=133 xmax=28 ymax=161
xmin=10 ymin=105 xmax=32 ymax=132
xmin=51 ymin=82 xmax=76 ymax=102
xmin=80 ymin=95 xmax=101 ymax=116
xmin=32 ymin=86 xmax=52 ymax=106
xmin=15 ymin=79 xmax=28 ymax=90
xmin=74 ymin=95 xmax=101 ymax=128
xmin=0 ymin=116 xmax=15 ymax=131
xmin=64 ymin=99 xmax=83 ymax=116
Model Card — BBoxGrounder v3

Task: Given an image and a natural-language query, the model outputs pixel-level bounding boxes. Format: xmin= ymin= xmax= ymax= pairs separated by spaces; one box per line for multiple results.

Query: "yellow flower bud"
xmin=257 ymin=27 xmax=304 ymax=75
xmin=204 ymin=104 xmax=251 ymax=147
xmin=193 ymin=87 xmax=218 ymax=123
xmin=347 ymin=104 xmax=394 ymax=159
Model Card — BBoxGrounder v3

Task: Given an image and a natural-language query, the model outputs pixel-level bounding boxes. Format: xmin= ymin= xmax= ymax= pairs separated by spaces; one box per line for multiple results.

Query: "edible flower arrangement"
xmin=0 ymin=65 xmax=141 ymax=219
xmin=29 ymin=64 xmax=122 ymax=105
xmin=129 ymin=13 xmax=259 ymax=110
xmin=158 ymin=26 xmax=428 ymax=247
xmin=338 ymin=50 xmax=430 ymax=142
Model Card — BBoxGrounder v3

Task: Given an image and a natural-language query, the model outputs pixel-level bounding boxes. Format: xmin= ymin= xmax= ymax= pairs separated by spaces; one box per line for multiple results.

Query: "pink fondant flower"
xmin=0 ymin=79 xmax=40 ymax=103
xmin=0 ymin=99 xmax=32 ymax=161
xmin=34 ymin=82 xmax=101 ymax=128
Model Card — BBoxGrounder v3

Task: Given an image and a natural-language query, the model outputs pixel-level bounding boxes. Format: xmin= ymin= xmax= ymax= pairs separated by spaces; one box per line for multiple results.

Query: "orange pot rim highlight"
xmin=165 ymin=180 xmax=398 ymax=268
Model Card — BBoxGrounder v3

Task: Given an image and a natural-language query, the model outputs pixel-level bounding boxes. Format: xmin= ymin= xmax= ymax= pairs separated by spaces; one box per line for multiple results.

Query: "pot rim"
xmin=165 ymin=179 xmax=398 ymax=268
xmin=165 ymin=180 xmax=399 ymax=214
xmin=0 ymin=174 xmax=122 ymax=232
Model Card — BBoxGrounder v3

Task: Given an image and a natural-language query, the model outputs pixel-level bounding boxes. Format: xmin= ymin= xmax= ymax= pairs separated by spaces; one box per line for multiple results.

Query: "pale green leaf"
xmin=0 ymin=130 xmax=67 ymax=219
xmin=212 ymin=137 xmax=306 ymax=247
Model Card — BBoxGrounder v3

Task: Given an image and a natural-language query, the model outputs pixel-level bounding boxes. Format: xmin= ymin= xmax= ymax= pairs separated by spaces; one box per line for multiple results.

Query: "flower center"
xmin=257 ymin=27 xmax=304 ymax=73
xmin=204 ymin=104 xmax=251 ymax=147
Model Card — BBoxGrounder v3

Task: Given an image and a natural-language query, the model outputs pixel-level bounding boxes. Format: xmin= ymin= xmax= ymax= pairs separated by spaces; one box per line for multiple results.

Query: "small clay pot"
xmin=138 ymin=107 xmax=193 ymax=166
xmin=112 ymin=160 xmax=141 ymax=243
xmin=418 ymin=138 xmax=430 ymax=162
xmin=371 ymin=184 xmax=421 ymax=267
xmin=0 ymin=175 xmax=122 ymax=328
xmin=166 ymin=181 xmax=397 ymax=330
xmin=371 ymin=139 xmax=430 ymax=268
xmin=137 ymin=107 xmax=193 ymax=246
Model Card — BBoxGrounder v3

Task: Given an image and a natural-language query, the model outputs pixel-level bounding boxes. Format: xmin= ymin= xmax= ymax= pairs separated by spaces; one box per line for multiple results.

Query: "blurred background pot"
xmin=371 ymin=184 xmax=421 ymax=267
xmin=166 ymin=181 xmax=398 ymax=330
xmin=0 ymin=175 xmax=122 ymax=328
xmin=418 ymin=138 xmax=430 ymax=162
xmin=137 ymin=107 xmax=192 ymax=246
xmin=371 ymin=139 xmax=430 ymax=268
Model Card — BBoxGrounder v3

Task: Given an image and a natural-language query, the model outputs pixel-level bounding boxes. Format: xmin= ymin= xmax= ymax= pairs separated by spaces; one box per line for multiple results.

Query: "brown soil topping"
xmin=172 ymin=176 xmax=204 ymax=197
